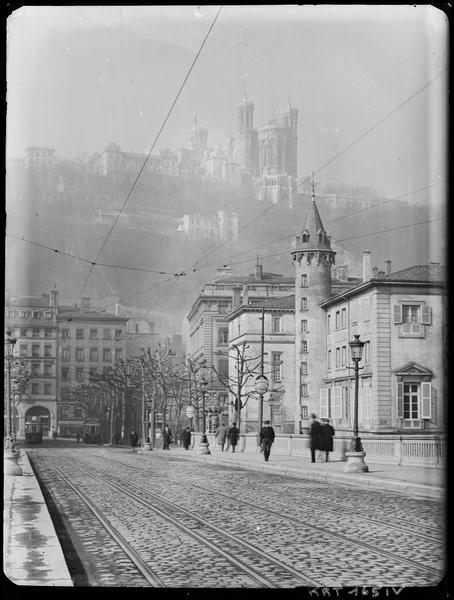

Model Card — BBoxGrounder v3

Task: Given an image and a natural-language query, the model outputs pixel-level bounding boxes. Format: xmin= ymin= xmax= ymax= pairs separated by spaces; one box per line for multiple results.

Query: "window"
xmin=76 ymin=368 xmax=84 ymax=382
xmin=397 ymin=381 xmax=431 ymax=427
xmin=32 ymin=383 xmax=39 ymax=395
xmin=89 ymin=367 xmax=98 ymax=379
xmin=335 ymin=311 xmax=340 ymax=330
xmin=218 ymin=328 xmax=229 ymax=344
xmin=45 ymin=329 xmax=53 ymax=338
xmin=44 ymin=383 xmax=52 ymax=395
xmin=394 ymin=303 xmax=431 ymax=337
xmin=44 ymin=363 xmax=52 ymax=376
xmin=327 ymin=350 xmax=332 ymax=371
xmin=301 ymin=273 xmax=308 ymax=287
xmin=89 ymin=348 xmax=98 ymax=362
xmin=301 ymin=340 xmax=308 ymax=353
xmin=115 ymin=329 xmax=122 ymax=341
xmin=301 ymin=362 xmax=308 ymax=375
xmin=103 ymin=348 xmax=112 ymax=362
xmin=32 ymin=344 xmax=40 ymax=358
xmin=300 ymin=297 xmax=308 ymax=311
xmin=8 ymin=310 xmax=15 ymax=318
xmin=19 ymin=344 xmax=27 ymax=358
xmin=341 ymin=308 xmax=346 ymax=329
xmin=335 ymin=347 xmax=340 ymax=368
xmin=62 ymin=347 xmax=70 ymax=362
xmin=62 ymin=328 xmax=70 ymax=339
xmin=89 ymin=329 xmax=98 ymax=339
xmin=301 ymin=319 xmax=307 ymax=333
xmin=218 ymin=358 xmax=229 ymax=384
xmin=44 ymin=344 xmax=52 ymax=358
xmin=32 ymin=311 xmax=41 ymax=319
xmin=115 ymin=348 xmax=122 ymax=362
xmin=301 ymin=405 xmax=309 ymax=420
xmin=31 ymin=362 xmax=40 ymax=376
xmin=32 ymin=328 xmax=40 ymax=338
xmin=44 ymin=311 xmax=52 ymax=319
xmin=20 ymin=310 xmax=29 ymax=319
xmin=74 ymin=407 xmax=83 ymax=418
xmin=363 ymin=341 xmax=371 ymax=364
xmin=75 ymin=348 xmax=84 ymax=362
xmin=341 ymin=346 xmax=347 ymax=366
xmin=61 ymin=367 xmax=70 ymax=381
xmin=271 ymin=352 xmax=282 ymax=382
xmin=351 ymin=299 xmax=358 ymax=324
xmin=76 ymin=329 xmax=84 ymax=339
xmin=327 ymin=314 xmax=331 ymax=333
xmin=301 ymin=383 xmax=308 ymax=397
xmin=271 ymin=316 xmax=281 ymax=333
xmin=103 ymin=328 xmax=112 ymax=340
xmin=20 ymin=328 xmax=27 ymax=337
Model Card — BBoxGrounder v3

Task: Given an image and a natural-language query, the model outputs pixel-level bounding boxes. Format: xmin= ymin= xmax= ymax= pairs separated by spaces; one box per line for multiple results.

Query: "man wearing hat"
xmin=259 ymin=420 xmax=275 ymax=462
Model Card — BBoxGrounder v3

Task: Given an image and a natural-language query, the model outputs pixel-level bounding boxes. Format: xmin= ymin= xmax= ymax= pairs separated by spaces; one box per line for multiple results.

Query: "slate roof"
xmin=374 ymin=264 xmax=446 ymax=283
xmin=56 ymin=306 xmax=127 ymax=321
xmin=247 ymin=294 xmax=295 ymax=310
xmin=8 ymin=297 xmax=51 ymax=308
xmin=212 ymin=273 xmax=294 ymax=285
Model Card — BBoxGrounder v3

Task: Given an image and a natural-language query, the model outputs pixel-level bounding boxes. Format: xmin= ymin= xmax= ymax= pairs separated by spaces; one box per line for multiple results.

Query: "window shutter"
xmin=320 ymin=388 xmax=329 ymax=418
xmin=393 ymin=305 xmax=402 ymax=324
xmin=332 ymin=386 xmax=343 ymax=418
xmin=397 ymin=382 xmax=403 ymax=418
xmin=421 ymin=305 xmax=432 ymax=325
xmin=421 ymin=382 xmax=432 ymax=419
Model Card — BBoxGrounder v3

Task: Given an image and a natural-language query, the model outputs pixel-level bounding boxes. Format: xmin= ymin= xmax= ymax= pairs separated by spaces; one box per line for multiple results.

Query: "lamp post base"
xmin=197 ymin=434 xmax=211 ymax=455
xmin=139 ymin=442 xmax=153 ymax=452
xmin=343 ymin=451 xmax=369 ymax=473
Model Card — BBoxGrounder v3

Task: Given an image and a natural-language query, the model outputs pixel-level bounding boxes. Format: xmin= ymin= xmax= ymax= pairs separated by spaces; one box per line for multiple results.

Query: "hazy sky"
xmin=7 ymin=5 xmax=448 ymax=202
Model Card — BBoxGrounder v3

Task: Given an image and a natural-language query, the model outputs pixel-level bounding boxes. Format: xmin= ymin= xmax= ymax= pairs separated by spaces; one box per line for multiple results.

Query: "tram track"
xmin=40 ymin=456 xmax=319 ymax=588
xmin=103 ymin=456 xmax=444 ymax=580
xmin=109 ymin=456 xmax=444 ymax=545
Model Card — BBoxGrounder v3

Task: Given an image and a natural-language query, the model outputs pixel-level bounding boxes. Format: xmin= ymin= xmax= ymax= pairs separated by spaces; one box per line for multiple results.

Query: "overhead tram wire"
xmin=185 ymin=68 xmax=446 ymax=273
xmin=75 ymin=5 xmax=223 ymax=304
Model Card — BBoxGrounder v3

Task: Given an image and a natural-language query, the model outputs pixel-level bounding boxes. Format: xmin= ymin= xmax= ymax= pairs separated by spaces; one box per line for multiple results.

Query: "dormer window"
xmin=301 ymin=230 xmax=309 ymax=243
xmin=317 ymin=229 xmax=324 ymax=243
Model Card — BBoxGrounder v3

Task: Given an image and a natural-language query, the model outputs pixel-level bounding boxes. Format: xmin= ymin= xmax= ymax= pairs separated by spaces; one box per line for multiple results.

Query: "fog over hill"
xmin=6 ymin=163 xmax=444 ymax=333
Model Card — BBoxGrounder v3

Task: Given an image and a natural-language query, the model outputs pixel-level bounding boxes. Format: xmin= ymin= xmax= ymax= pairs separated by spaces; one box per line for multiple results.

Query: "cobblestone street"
xmin=22 ymin=443 xmax=445 ymax=589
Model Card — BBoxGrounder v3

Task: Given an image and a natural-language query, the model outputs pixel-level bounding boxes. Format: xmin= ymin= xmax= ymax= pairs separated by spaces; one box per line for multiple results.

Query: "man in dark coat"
xmin=162 ymin=425 xmax=172 ymax=450
xmin=309 ymin=413 xmax=322 ymax=463
xmin=228 ymin=423 xmax=239 ymax=452
xmin=319 ymin=418 xmax=335 ymax=462
xmin=130 ymin=430 xmax=139 ymax=453
xmin=260 ymin=420 xmax=275 ymax=462
xmin=182 ymin=427 xmax=191 ymax=450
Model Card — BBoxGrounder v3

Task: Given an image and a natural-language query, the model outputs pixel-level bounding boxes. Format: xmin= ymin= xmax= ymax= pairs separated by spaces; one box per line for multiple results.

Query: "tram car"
xmin=25 ymin=417 xmax=43 ymax=444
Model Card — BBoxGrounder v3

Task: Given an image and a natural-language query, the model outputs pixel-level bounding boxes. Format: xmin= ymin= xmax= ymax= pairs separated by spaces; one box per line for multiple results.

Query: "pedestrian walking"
xmin=225 ymin=425 xmax=231 ymax=451
xmin=75 ymin=432 xmax=80 ymax=444
xmin=260 ymin=420 xmax=275 ymax=462
xmin=162 ymin=424 xmax=172 ymax=450
xmin=130 ymin=429 xmax=139 ymax=453
xmin=228 ymin=423 xmax=239 ymax=452
xmin=182 ymin=427 xmax=191 ymax=450
xmin=215 ymin=422 xmax=227 ymax=451
xmin=309 ymin=413 xmax=322 ymax=463
xmin=319 ymin=418 xmax=335 ymax=462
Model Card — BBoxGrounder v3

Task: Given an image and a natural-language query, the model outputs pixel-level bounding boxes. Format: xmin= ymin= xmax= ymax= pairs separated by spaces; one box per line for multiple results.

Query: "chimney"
xmin=362 ymin=250 xmax=371 ymax=282
xmin=337 ymin=265 xmax=348 ymax=282
xmin=232 ymin=286 xmax=242 ymax=310
xmin=242 ymin=285 xmax=249 ymax=305
xmin=254 ymin=257 xmax=263 ymax=281
xmin=49 ymin=288 xmax=58 ymax=306
xmin=372 ymin=267 xmax=379 ymax=278
xmin=385 ymin=259 xmax=392 ymax=275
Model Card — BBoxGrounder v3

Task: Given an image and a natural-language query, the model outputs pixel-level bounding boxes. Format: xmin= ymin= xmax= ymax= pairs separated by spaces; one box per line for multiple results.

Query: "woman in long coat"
xmin=309 ymin=414 xmax=322 ymax=463
xmin=319 ymin=418 xmax=335 ymax=462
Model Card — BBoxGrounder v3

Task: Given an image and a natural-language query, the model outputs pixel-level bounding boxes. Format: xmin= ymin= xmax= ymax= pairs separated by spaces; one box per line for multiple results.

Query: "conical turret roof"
xmin=291 ymin=196 xmax=334 ymax=253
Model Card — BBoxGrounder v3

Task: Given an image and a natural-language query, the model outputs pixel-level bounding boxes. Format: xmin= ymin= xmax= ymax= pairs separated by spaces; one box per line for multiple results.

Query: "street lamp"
xmin=197 ymin=377 xmax=211 ymax=455
xmin=343 ymin=334 xmax=369 ymax=473
xmin=255 ymin=374 xmax=269 ymax=446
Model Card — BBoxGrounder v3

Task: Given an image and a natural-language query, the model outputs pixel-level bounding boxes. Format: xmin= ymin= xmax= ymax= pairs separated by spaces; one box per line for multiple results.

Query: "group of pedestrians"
xmin=128 ymin=413 xmax=334 ymax=463
xmin=215 ymin=422 xmax=239 ymax=452
xmin=309 ymin=413 xmax=335 ymax=462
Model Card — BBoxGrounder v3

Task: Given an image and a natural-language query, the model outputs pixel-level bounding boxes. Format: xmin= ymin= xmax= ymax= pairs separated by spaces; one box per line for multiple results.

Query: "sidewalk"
xmin=162 ymin=444 xmax=446 ymax=500
xmin=3 ymin=451 xmax=73 ymax=586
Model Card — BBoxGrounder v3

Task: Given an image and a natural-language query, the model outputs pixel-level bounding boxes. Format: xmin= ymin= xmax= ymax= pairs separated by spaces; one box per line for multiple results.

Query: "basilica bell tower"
xmin=290 ymin=181 xmax=336 ymax=432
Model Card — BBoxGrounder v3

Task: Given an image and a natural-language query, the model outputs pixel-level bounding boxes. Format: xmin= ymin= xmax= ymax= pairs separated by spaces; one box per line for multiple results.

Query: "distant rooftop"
xmin=374 ymin=263 xmax=446 ymax=283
